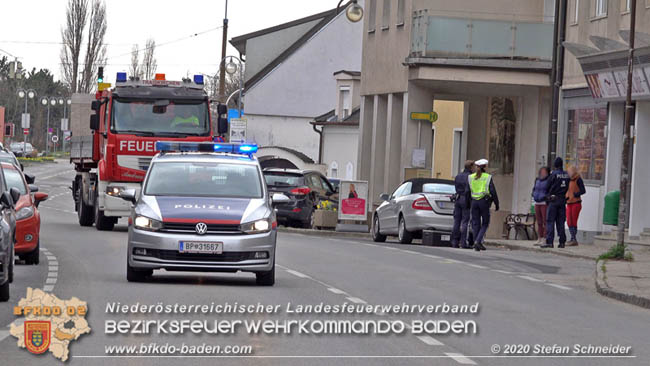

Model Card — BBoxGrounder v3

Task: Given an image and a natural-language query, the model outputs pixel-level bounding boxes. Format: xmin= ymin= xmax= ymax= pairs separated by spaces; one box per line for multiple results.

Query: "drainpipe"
xmin=312 ymin=123 xmax=323 ymax=164
xmin=548 ymin=0 xmax=567 ymax=167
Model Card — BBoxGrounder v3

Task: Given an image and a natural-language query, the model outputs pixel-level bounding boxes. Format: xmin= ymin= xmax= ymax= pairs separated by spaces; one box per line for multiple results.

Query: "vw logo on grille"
xmin=195 ymin=222 xmax=208 ymax=235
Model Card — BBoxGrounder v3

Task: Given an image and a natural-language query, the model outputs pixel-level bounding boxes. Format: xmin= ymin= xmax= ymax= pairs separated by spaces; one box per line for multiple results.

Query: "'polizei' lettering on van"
xmin=174 ymin=204 xmax=231 ymax=210
xmin=119 ymin=140 xmax=156 ymax=152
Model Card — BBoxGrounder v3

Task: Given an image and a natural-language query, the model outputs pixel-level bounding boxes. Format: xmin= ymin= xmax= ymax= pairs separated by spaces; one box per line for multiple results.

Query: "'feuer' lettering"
xmin=119 ymin=140 xmax=156 ymax=152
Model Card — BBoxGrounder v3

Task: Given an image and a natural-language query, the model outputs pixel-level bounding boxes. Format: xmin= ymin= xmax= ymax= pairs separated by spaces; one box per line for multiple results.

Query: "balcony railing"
xmin=411 ymin=12 xmax=554 ymax=61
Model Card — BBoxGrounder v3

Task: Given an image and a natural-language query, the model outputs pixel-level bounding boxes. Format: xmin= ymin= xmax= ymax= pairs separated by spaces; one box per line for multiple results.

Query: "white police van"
xmin=119 ymin=142 xmax=289 ymax=286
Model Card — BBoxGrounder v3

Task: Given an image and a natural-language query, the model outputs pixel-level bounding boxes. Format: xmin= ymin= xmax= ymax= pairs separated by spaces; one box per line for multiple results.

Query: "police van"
xmin=119 ymin=142 xmax=289 ymax=286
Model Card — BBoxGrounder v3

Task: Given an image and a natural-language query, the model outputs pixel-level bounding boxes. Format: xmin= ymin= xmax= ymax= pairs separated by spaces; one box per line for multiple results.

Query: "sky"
xmin=0 ymin=0 xmax=336 ymax=84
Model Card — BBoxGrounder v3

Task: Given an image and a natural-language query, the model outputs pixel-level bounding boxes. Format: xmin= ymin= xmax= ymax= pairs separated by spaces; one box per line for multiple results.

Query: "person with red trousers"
xmin=566 ymin=165 xmax=586 ymax=246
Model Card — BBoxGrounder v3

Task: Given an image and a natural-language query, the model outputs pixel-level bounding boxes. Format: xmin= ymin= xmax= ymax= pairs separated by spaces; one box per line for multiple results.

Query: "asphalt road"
xmin=0 ymin=161 xmax=649 ymax=366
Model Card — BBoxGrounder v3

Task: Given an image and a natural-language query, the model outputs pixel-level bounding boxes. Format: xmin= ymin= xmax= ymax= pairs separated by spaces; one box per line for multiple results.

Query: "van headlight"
xmin=16 ymin=207 xmax=34 ymax=220
xmin=240 ymin=218 xmax=271 ymax=234
xmin=134 ymin=215 xmax=162 ymax=231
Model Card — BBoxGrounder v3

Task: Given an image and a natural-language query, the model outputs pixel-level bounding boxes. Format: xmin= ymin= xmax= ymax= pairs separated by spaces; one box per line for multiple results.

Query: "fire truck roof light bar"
xmin=155 ymin=141 xmax=258 ymax=155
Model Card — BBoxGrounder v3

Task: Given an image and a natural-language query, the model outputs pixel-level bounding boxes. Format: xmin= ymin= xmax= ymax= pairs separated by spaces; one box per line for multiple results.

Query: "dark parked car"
xmin=263 ymin=169 xmax=338 ymax=228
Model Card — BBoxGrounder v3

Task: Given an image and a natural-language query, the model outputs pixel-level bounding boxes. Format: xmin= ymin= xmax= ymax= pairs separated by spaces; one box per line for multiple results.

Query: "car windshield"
xmin=3 ymin=168 xmax=27 ymax=195
xmin=264 ymin=173 xmax=304 ymax=187
xmin=145 ymin=161 xmax=263 ymax=198
xmin=112 ymin=99 xmax=210 ymax=136
xmin=422 ymin=183 xmax=456 ymax=194
xmin=0 ymin=155 xmax=17 ymax=165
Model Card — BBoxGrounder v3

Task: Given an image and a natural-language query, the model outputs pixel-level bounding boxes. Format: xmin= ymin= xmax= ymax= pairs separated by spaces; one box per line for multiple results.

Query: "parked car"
xmin=372 ymin=178 xmax=456 ymax=244
xmin=0 ymin=165 xmax=20 ymax=302
xmin=327 ymin=177 xmax=341 ymax=193
xmin=2 ymin=163 xmax=48 ymax=265
xmin=9 ymin=142 xmax=37 ymax=158
xmin=263 ymin=169 xmax=338 ymax=228
xmin=0 ymin=149 xmax=23 ymax=171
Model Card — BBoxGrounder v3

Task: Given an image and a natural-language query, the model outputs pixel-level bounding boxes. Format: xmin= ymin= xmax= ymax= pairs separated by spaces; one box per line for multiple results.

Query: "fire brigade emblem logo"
xmin=195 ymin=222 xmax=208 ymax=235
xmin=24 ymin=320 xmax=51 ymax=354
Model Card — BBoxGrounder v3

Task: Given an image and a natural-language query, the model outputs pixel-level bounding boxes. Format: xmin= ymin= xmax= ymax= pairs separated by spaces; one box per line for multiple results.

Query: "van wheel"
xmin=398 ymin=216 xmax=413 ymax=244
xmin=127 ymin=263 xmax=152 ymax=282
xmin=372 ymin=215 xmax=387 ymax=242
xmin=0 ymin=280 xmax=9 ymax=302
xmin=256 ymin=261 xmax=275 ymax=286
xmin=95 ymin=191 xmax=115 ymax=231
xmin=77 ymin=187 xmax=94 ymax=227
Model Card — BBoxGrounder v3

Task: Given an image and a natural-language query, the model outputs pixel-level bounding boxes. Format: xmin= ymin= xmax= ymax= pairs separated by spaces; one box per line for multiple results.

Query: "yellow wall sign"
xmin=98 ymin=82 xmax=112 ymax=91
xmin=410 ymin=111 xmax=438 ymax=123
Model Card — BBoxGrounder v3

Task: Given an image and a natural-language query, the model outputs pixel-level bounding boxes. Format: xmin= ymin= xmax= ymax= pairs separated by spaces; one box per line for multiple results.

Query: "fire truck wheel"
xmin=77 ymin=187 xmax=94 ymax=227
xmin=94 ymin=191 xmax=115 ymax=231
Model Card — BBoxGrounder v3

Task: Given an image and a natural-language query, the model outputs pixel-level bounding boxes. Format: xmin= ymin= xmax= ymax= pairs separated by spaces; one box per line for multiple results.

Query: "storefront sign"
xmin=338 ymin=180 xmax=368 ymax=221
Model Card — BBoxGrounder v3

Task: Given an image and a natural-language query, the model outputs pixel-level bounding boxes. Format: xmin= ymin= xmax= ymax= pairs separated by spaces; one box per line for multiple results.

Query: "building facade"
xmin=230 ymin=3 xmax=363 ymax=169
xmin=560 ymin=0 xmax=650 ymax=240
xmin=357 ymin=0 xmax=555 ymax=235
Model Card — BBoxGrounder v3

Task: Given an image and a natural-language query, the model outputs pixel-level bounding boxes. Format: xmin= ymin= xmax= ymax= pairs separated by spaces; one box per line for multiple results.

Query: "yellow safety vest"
xmin=468 ymin=173 xmax=492 ymax=200
xmin=171 ymin=116 xmax=199 ymax=127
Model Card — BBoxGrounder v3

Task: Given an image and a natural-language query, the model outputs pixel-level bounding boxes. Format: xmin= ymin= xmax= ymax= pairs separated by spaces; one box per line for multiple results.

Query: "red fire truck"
xmin=70 ymin=72 xmax=217 ymax=231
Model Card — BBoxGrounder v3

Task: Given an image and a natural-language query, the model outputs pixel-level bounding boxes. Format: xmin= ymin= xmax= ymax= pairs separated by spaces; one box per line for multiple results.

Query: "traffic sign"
xmin=23 ymin=128 xmax=29 ymax=135
xmin=61 ymin=118 xmax=69 ymax=131
xmin=51 ymin=135 xmax=59 ymax=143
xmin=410 ymin=111 xmax=438 ymax=123
xmin=21 ymin=113 xmax=30 ymax=128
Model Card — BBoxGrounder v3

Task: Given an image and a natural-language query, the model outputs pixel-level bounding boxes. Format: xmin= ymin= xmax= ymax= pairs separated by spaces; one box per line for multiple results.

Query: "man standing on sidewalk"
xmin=542 ymin=157 xmax=570 ymax=248
xmin=451 ymin=160 xmax=474 ymax=249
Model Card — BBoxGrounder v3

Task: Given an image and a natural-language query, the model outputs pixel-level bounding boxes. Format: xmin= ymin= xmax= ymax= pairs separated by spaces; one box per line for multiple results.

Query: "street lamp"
xmin=337 ymin=0 xmax=363 ymax=22
xmin=222 ymin=55 xmax=244 ymax=118
xmin=41 ymin=96 xmax=59 ymax=155
xmin=17 ymin=88 xmax=36 ymax=156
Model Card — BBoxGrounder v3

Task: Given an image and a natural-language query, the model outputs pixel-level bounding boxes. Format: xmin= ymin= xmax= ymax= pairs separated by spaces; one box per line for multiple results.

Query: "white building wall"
xmin=243 ymin=7 xmax=363 ymax=118
xmin=245 ymin=114 xmax=318 ymax=161
xmin=322 ymin=125 xmax=359 ymax=179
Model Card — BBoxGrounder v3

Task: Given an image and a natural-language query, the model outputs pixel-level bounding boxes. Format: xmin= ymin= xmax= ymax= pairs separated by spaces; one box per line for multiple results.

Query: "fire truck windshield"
xmin=111 ymin=99 xmax=210 ymax=137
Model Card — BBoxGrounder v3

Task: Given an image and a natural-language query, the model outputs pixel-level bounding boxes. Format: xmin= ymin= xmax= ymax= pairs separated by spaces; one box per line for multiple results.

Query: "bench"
xmin=503 ymin=213 xmax=537 ymax=240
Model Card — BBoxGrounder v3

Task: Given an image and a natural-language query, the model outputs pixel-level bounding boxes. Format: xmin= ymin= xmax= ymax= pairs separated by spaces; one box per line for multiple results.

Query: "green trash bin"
xmin=603 ymin=191 xmax=620 ymax=226
xmin=530 ymin=203 xmax=535 ymax=215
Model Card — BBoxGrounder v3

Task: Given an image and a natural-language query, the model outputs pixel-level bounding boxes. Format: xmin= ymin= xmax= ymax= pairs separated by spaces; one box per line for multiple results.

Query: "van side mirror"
xmin=271 ymin=193 xmax=290 ymax=206
xmin=24 ymin=174 xmax=35 ymax=184
xmin=90 ymin=114 xmax=100 ymax=130
xmin=0 ymin=191 xmax=13 ymax=209
xmin=119 ymin=189 xmax=137 ymax=204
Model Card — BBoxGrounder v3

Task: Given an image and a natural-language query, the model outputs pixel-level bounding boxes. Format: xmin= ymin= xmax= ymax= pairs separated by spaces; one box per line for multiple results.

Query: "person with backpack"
xmin=542 ymin=157 xmax=570 ymax=248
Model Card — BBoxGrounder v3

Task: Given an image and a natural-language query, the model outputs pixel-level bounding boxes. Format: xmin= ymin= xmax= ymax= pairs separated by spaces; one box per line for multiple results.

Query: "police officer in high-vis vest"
xmin=469 ymin=159 xmax=499 ymax=251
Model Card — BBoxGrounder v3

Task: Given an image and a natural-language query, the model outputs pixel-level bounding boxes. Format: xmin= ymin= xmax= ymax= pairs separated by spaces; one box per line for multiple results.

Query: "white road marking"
xmin=285 ymin=269 xmax=311 ymax=279
xmin=466 ymin=264 xmax=488 ymax=269
xmin=47 ymin=271 xmax=58 ymax=278
xmin=546 ymin=283 xmax=572 ymax=290
xmin=417 ymin=335 xmax=444 ymax=346
xmin=346 ymin=297 xmax=367 ymax=304
xmin=43 ymin=285 xmax=54 ymax=292
xmin=492 ymin=269 xmax=514 ymax=274
xmin=424 ymin=254 xmax=441 ymax=259
xmin=41 ymin=246 xmax=58 ymax=292
xmin=327 ymin=287 xmax=347 ymax=295
xmin=518 ymin=275 xmax=545 ymax=282
xmin=445 ymin=353 xmax=476 ymax=365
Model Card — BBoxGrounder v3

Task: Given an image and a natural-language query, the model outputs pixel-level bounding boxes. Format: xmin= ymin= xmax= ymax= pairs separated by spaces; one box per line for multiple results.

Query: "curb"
xmin=278 ymin=227 xmax=371 ymax=239
xmin=595 ymin=260 xmax=650 ymax=310
xmin=482 ymin=241 xmax=597 ymax=260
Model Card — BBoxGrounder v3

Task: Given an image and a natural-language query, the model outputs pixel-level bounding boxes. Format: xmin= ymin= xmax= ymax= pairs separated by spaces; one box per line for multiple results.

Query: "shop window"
xmin=565 ymin=107 xmax=607 ymax=182
xmin=487 ymin=97 xmax=516 ymax=175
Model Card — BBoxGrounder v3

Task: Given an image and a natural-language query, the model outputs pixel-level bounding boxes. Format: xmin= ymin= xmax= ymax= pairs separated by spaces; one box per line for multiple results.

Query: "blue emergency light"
xmin=116 ymin=72 xmax=127 ymax=83
xmin=155 ymin=141 xmax=258 ymax=155
xmin=193 ymin=75 xmax=204 ymax=85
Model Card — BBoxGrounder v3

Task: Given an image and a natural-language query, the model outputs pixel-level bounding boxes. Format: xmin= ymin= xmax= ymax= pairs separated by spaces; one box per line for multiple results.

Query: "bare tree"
xmin=140 ymin=38 xmax=157 ymax=80
xmin=59 ymin=0 xmax=88 ymax=93
xmin=79 ymin=0 xmax=107 ymax=93
xmin=129 ymin=45 xmax=140 ymax=79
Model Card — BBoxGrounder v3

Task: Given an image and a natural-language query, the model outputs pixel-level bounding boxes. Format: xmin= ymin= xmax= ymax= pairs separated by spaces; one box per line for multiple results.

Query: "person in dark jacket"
xmin=531 ymin=166 xmax=550 ymax=245
xmin=451 ymin=160 xmax=474 ymax=249
xmin=542 ymin=157 xmax=570 ymax=248
xmin=469 ymin=159 xmax=499 ymax=251
xmin=566 ymin=165 xmax=586 ymax=246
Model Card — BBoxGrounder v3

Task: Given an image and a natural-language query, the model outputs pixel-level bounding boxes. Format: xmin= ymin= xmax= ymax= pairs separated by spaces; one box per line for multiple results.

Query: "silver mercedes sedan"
xmin=372 ymin=178 xmax=455 ymax=244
